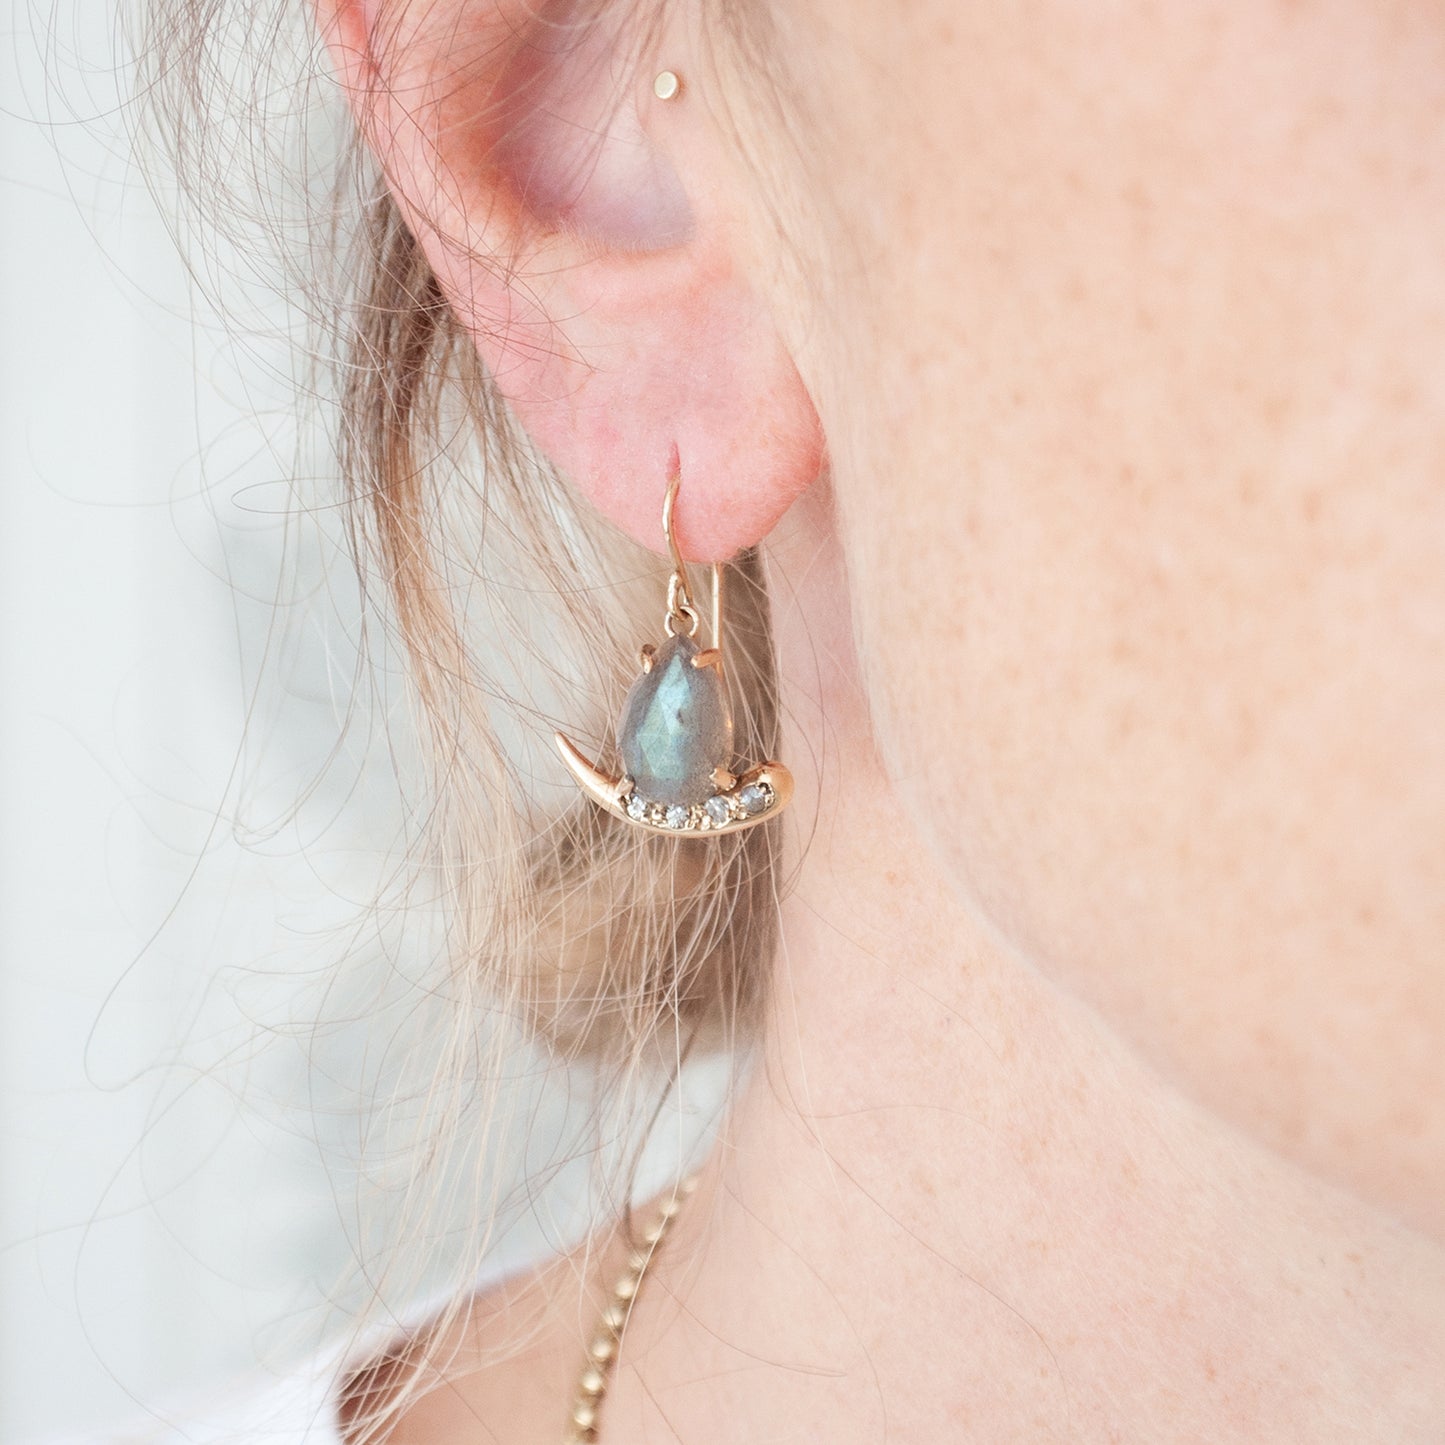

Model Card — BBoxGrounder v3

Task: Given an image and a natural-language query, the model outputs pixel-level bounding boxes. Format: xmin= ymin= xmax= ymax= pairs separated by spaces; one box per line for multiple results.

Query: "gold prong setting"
xmin=555 ymin=727 xmax=789 ymax=834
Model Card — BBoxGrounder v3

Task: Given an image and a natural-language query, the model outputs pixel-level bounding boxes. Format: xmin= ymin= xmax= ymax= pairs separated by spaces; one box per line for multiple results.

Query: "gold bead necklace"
xmin=563 ymin=1175 xmax=698 ymax=1444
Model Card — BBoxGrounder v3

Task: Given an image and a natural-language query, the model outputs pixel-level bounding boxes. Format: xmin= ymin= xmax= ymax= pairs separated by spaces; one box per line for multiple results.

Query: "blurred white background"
xmin=0 ymin=10 xmax=724 ymax=1440
xmin=0 ymin=6 xmax=389 ymax=1436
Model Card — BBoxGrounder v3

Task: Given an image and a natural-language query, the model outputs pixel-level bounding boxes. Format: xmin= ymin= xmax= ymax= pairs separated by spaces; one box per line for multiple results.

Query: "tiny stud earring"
xmin=652 ymin=69 xmax=682 ymax=101
xmin=554 ymin=471 xmax=793 ymax=834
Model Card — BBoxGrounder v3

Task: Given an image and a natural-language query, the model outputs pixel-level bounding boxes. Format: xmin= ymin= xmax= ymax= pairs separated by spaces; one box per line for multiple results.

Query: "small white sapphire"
xmin=737 ymin=782 xmax=772 ymax=815
xmin=626 ymin=792 xmax=649 ymax=822
xmin=704 ymin=795 xmax=732 ymax=826
xmin=665 ymin=803 xmax=691 ymax=829
xmin=739 ymin=786 xmax=774 ymax=820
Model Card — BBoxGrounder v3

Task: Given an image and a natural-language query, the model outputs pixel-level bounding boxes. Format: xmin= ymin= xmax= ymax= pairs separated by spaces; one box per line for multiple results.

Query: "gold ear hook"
xmin=662 ymin=472 xmax=693 ymax=617
xmin=661 ymin=472 xmax=723 ymax=656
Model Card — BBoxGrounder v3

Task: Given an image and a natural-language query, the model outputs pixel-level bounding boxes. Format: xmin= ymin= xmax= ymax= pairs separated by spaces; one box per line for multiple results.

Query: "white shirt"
xmin=47 ymin=1061 xmax=729 ymax=1443
xmin=45 ymin=1337 xmax=355 ymax=1445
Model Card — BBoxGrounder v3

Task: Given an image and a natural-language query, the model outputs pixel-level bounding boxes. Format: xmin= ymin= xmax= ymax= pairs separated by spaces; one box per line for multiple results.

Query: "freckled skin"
xmin=763 ymin=0 xmax=1445 ymax=1232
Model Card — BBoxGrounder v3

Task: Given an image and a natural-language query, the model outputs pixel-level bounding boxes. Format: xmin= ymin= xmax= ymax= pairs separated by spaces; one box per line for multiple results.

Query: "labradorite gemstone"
xmin=618 ymin=634 xmax=733 ymax=806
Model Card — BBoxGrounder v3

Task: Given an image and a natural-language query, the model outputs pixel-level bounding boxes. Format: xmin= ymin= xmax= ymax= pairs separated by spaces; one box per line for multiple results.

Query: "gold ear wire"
xmin=661 ymin=472 xmax=722 ymax=665
xmin=653 ymin=70 xmax=682 ymax=101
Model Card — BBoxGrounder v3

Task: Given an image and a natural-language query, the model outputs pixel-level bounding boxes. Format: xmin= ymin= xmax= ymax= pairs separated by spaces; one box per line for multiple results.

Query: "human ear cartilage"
xmin=553 ymin=474 xmax=792 ymax=834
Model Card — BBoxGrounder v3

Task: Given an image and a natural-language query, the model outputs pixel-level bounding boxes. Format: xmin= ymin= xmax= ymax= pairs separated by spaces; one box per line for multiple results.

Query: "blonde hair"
xmin=133 ymin=0 xmax=791 ymax=1433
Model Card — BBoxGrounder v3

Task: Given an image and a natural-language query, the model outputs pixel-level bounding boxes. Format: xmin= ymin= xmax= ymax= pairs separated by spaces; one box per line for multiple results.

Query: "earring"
xmin=554 ymin=473 xmax=793 ymax=834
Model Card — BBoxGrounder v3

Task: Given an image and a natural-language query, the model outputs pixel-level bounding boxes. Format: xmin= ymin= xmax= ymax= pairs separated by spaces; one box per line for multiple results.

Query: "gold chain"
xmin=563 ymin=1175 xmax=699 ymax=1444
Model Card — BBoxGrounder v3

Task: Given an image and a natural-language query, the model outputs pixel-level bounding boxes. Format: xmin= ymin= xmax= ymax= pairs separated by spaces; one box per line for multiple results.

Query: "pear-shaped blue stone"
xmin=618 ymin=634 xmax=733 ymax=806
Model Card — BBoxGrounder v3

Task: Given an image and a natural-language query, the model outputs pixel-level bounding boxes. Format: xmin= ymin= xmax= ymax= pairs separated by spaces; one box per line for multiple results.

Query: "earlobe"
xmin=314 ymin=0 xmax=822 ymax=561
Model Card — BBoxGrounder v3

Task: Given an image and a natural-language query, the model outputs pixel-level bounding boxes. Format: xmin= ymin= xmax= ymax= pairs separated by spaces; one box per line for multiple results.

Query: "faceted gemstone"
xmin=737 ymin=781 xmax=773 ymax=816
xmin=704 ymin=794 xmax=732 ymax=826
xmin=625 ymin=792 xmax=648 ymax=822
xmin=617 ymin=634 xmax=733 ymax=806
xmin=665 ymin=803 xmax=691 ymax=829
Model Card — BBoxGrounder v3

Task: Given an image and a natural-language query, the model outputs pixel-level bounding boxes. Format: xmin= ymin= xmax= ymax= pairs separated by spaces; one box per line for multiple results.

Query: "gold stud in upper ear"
xmin=653 ymin=70 xmax=682 ymax=101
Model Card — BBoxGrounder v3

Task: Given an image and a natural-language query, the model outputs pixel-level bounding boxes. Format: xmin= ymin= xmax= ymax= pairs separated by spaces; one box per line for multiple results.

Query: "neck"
xmin=607 ymin=485 xmax=1445 ymax=1442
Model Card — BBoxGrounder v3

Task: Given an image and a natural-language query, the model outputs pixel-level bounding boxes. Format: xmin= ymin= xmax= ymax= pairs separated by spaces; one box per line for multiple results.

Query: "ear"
xmin=314 ymin=0 xmax=822 ymax=562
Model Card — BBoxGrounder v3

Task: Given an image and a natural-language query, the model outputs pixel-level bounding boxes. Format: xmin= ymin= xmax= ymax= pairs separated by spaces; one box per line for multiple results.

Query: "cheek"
xmin=809 ymin=0 xmax=1445 ymax=1226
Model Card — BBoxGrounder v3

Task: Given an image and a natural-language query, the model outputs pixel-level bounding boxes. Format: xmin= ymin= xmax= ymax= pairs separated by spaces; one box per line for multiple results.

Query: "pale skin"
xmin=319 ymin=0 xmax=1445 ymax=1439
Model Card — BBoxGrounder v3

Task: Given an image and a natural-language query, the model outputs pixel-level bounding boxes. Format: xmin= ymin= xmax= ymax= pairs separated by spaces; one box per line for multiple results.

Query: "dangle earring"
xmin=554 ymin=473 xmax=793 ymax=834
